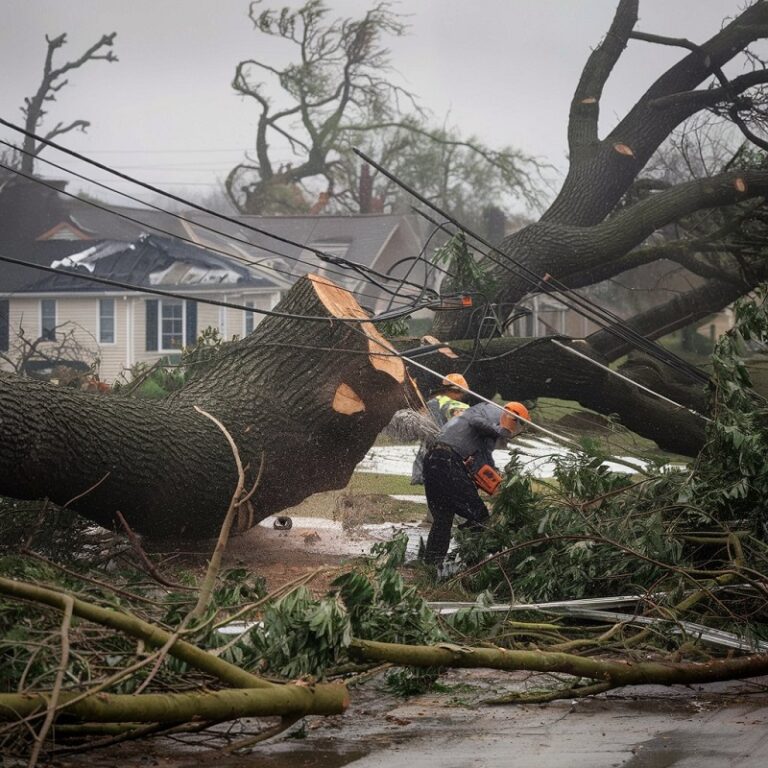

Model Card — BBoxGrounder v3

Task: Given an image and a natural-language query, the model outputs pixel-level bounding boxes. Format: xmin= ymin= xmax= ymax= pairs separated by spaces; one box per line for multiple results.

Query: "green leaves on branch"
xmin=245 ymin=536 xmax=442 ymax=679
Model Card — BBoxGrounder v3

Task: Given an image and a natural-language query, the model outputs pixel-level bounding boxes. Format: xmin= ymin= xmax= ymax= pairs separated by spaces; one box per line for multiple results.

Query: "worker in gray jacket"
xmin=422 ymin=401 xmax=529 ymax=566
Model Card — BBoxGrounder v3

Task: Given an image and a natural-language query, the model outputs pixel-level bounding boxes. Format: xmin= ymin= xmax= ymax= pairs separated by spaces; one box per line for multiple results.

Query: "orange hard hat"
xmin=441 ymin=373 xmax=468 ymax=391
xmin=500 ymin=401 xmax=530 ymax=432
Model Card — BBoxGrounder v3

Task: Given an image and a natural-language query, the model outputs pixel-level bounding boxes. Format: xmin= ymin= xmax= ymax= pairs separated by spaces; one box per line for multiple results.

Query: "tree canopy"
xmin=226 ymin=0 xmax=543 ymax=220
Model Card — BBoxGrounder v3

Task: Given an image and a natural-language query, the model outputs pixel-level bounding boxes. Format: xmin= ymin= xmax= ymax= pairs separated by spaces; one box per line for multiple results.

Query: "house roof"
xmin=0 ymin=240 xmax=97 ymax=294
xmin=0 ymin=178 xmax=431 ymax=300
xmin=65 ymin=203 xmax=422 ymax=276
xmin=6 ymin=234 xmax=281 ymax=295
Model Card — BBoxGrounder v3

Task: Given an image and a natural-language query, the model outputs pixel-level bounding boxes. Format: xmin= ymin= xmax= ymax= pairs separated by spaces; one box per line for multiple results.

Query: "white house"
xmin=1 ymin=234 xmax=286 ymax=382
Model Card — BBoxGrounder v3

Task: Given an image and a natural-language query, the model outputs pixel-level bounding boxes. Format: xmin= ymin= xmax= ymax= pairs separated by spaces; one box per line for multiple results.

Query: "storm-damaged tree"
xmin=226 ymin=0 xmax=539 ymax=218
xmin=410 ymin=0 xmax=768 ymax=456
xmin=17 ymin=31 xmax=117 ymax=175
xmin=5 ymin=1 xmax=768 ymax=538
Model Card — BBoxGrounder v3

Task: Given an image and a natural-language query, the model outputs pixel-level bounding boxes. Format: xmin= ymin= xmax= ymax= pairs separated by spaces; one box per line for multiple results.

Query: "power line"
xmin=356 ymin=148 xmax=711 ymax=388
xmin=0 ymin=249 xmax=428 ymax=325
xmin=0 ymin=147 xmax=427 ymax=311
xmin=0 ymin=118 xmax=436 ymax=302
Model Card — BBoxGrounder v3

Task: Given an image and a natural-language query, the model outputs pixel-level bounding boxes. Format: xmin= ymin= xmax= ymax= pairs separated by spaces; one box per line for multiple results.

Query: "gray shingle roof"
xmin=6 ymin=235 xmax=279 ymax=294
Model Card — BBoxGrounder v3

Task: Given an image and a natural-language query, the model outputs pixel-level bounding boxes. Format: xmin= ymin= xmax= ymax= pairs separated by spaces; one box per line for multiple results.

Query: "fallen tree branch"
xmin=115 ymin=511 xmax=195 ymax=592
xmin=0 ymin=684 xmax=348 ymax=723
xmin=349 ymin=638 xmax=768 ymax=692
xmin=190 ymin=406 xmax=264 ymax=620
xmin=27 ymin=595 xmax=72 ymax=768
xmin=0 ymin=576 xmax=273 ymax=690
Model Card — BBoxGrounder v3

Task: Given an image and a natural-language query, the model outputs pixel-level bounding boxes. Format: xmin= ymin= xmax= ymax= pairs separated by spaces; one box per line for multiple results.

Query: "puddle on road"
xmin=168 ymin=740 xmax=369 ymax=768
xmin=621 ymin=732 xmax=712 ymax=768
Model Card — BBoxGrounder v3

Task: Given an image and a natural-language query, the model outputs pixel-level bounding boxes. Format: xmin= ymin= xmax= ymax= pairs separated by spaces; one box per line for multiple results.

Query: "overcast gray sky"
xmin=0 ymin=0 xmax=756 ymax=209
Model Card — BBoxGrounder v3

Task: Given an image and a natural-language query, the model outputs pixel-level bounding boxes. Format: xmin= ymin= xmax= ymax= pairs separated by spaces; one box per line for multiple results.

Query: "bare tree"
xmin=226 ymin=0 xmax=542 ymax=216
xmin=0 ymin=320 xmax=99 ymax=380
xmin=19 ymin=32 xmax=118 ymax=174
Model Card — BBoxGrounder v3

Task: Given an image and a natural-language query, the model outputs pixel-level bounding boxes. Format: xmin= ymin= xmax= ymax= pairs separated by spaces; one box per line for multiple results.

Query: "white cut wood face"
xmin=333 ymin=382 xmax=366 ymax=415
xmin=308 ymin=273 xmax=405 ymax=382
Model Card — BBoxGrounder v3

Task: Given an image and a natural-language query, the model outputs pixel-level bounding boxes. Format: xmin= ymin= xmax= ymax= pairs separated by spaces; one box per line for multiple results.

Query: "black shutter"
xmin=0 ymin=299 xmax=8 ymax=352
xmin=145 ymin=299 xmax=158 ymax=351
xmin=185 ymin=299 xmax=197 ymax=346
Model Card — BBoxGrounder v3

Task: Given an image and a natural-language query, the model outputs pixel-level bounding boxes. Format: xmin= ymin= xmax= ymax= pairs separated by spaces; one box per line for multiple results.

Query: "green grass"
xmin=346 ymin=473 xmax=424 ymax=496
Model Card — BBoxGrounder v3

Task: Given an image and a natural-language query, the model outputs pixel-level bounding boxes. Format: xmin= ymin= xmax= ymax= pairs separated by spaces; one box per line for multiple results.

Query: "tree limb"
xmin=568 ymin=0 xmax=638 ymax=159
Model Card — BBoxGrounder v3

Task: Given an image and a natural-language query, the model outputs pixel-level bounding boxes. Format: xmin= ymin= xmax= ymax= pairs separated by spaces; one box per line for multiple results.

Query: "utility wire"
xmin=552 ymin=340 xmax=712 ymax=422
xmin=0 ymin=250 xmax=431 ymax=325
xmin=0 ymin=118 xmax=436 ymax=300
xmin=0 ymin=149 xmax=423 ymax=311
xmin=0 ymin=164 xmax=439 ymax=323
xmin=356 ymin=148 xmax=710 ymax=387
xmin=0 ymin=139 xmax=432 ymax=310
xmin=411 ymin=201 xmax=710 ymax=387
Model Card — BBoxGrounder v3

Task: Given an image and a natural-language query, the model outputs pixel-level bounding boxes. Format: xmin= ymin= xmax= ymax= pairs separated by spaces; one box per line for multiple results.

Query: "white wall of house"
xmin=3 ymin=289 xmax=282 ymax=384
xmin=6 ymin=294 xmax=129 ymax=381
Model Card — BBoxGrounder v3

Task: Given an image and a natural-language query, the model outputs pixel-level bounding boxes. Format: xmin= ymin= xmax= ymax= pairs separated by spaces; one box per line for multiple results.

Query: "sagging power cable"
xmin=0 ymin=159 xmax=423 ymax=313
xmin=354 ymin=148 xmax=710 ymax=387
xmin=0 ymin=118 xmax=437 ymax=302
xmin=351 ymin=326 xmax=654 ymax=476
xmin=551 ymin=340 xmax=712 ymax=423
xmin=0 ymin=141 xmax=426 ymax=310
xmin=0 ymin=250 xmax=432 ymax=325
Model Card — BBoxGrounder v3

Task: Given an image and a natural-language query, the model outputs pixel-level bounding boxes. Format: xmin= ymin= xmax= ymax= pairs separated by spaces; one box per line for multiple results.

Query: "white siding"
xmin=5 ymin=295 xmax=130 ymax=382
xmin=2 ymin=290 xmax=284 ymax=383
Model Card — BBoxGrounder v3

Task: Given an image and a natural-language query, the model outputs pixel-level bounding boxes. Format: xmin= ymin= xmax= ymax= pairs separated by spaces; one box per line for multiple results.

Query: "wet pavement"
xmin=70 ymin=671 xmax=768 ymax=768
xmin=251 ymin=673 xmax=768 ymax=768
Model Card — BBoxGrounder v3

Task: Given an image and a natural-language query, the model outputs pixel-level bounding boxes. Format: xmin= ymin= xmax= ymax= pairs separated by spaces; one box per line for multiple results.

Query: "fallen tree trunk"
xmin=395 ymin=336 xmax=707 ymax=456
xmin=0 ymin=275 xmax=420 ymax=537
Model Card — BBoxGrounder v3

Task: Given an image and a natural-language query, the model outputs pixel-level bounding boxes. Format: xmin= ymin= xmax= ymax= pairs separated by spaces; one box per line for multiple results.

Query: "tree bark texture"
xmin=0 ymin=275 xmax=420 ymax=538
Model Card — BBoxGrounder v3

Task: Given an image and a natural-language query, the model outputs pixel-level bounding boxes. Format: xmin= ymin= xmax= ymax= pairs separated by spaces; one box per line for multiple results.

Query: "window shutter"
xmin=0 ymin=300 xmax=8 ymax=352
xmin=185 ymin=299 xmax=197 ymax=346
xmin=145 ymin=299 xmax=158 ymax=351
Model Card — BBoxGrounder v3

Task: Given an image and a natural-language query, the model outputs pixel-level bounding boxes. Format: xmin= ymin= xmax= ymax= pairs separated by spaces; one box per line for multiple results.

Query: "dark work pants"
xmin=422 ymin=445 xmax=489 ymax=565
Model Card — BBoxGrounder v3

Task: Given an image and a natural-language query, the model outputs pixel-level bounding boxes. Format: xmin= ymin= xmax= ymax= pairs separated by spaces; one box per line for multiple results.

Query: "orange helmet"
xmin=500 ymin=401 xmax=530 ymax=432
xmin=441 ymin=373 xmax=468 ymax=391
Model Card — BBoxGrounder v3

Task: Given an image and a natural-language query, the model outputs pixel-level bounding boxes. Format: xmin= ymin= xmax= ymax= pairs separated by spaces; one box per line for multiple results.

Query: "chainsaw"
xmin=465 ymin=459 xmax=503 ymax=496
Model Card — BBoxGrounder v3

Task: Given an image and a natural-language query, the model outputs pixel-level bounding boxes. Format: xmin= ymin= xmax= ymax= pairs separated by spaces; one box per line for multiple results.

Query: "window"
xmin=145 ymin=299 xmax=196 ymax=352
xmin=244 ymin=300 xmax=255 ymax=335
xmin=99 ymin=298 xmax=115 ymax=344
xmin=160 ymin=300 xmax=184 ymax=351
xmin=41 ymin=299 xmax=57 ymax=341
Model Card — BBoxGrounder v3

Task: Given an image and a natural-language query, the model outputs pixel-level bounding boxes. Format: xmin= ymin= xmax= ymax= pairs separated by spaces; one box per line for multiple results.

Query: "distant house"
xmin=0 ymin=177 xmax=432 ymax=381
xmin=57 ymin=201 xmax=430 ymax=315
xmin=0 ymin=234 xmax=285 ymax=382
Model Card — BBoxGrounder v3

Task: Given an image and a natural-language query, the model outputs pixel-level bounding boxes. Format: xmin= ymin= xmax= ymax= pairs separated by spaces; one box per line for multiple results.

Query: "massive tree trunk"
xmin=0 ymin=275 xmax=420 ymax=538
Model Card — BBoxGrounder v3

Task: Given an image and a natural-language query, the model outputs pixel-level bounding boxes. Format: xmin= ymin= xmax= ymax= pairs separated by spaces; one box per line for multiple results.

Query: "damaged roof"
xmin=8 ymin=234 xmax=280 ymax=294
